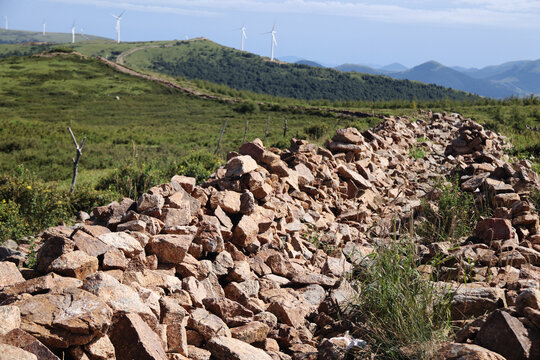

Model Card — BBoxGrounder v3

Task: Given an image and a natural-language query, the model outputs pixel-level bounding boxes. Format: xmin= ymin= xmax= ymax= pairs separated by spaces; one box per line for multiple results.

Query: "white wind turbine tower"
xmin=42 ymin=19 xmax=46 ymax=36
xmin=4 ymin=16 xmax=8 ymax=30
xmin=240 ymin=24 xmax=247 ymax=51
xmin=112 ymin=11 xmax=125 ymax=44
xmin=265 ymin=24 xmax=277 ymax=61
xmin=71 ymin=21 xmax=76 ymax=43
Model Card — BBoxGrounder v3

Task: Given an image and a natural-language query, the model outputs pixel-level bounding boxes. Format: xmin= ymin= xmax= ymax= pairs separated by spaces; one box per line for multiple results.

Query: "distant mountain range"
xmin=285 ymin=57 xmax=540 ymax=99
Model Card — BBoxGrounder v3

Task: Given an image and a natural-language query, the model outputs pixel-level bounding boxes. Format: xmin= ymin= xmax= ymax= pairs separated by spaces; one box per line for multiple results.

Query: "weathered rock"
xmin=337 ymin=165 xmax=372 ymax=189
xmin=146 ymin=234 xmax=193 ymax=264
xmin=230 ymin=321 xmax=270 ymax=344
xmin=82 ymin=272 xmax=156 ymax=325
xmin=97 ymin=232 xmax=143 ymax=258
xmin=207 ymin=336 xmax=273 ymax=360
xmin=475 ymin=218 xmax=515 ymax=243
xmin=16 ymin=288 xmax=112 ymax=349
xmin=225 ymin=155 xmax=258 ymax=177
xmin=203 ymin=297 xmax=253 ymax=327
xmin=435 ymin=343 xmax=506 ymax=360
xmin=48 ymin=250 xmax=98 ymax=280
xmin=137 ymin=193 xmax=165 ymax=215
xmin=233 ymin=215 xmax=259 ymax=248
xmin=0 ymin=344 xmax=37 ymax=360
xmin=109 ymin=313 xmax=167 ymax=360
xmin=0 ymin=261 xmax=25 ymax=287
xmin=171 ymin=175 xmax=197 ymax=194
xmin=0 ymin=328 xmax=60 ymax=360
xmin=84 ymin=335 xmax=116 ymax=360
xmin=0 ymin=305 xmax=20 ymax=336
xmin=188 ymin=308 xmax=231 ymax=340
xmin=451 ymin=285 xmax=507 ymax=320
xmin=101 ymin=248 xmax=128 ymax=270
xmin=476 ymin=310 xmax=531 ymax=360
xmin=160 ymin=297 xmax=189 ymax=356
xmin=210 ymin=191 xmax=242 ymax=214
xmin=35 ymin=235 xmax=75 ymax=273
xmin=71 ymin=230 xmax=111 ymax=257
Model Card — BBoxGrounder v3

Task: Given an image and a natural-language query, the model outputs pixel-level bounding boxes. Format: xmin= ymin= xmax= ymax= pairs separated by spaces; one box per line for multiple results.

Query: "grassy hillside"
xmin=0 ymin=53 xmax=351 ymax=184
xmin=121 ymin=39 xmax=479 ymax=102
xmin=0 ymin=28 xmax=110 ymax=44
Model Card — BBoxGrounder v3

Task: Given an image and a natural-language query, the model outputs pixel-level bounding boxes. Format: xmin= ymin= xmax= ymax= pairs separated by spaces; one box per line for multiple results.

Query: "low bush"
xmin=409 ymin=146 xmax=426 ymax=159
xmin=166 ymin=151 xmax=223 ymax=184
xmin=417 ymin=178 xmax=479 ymax=243
xmin=95 ymin=163 xmax=164 ymax=200
xmin=304 ymin=124 xmax=328 ymax=139
xmin=348 ymin=239 xmax=453 ymax=359
xmin=0 ymin=169 xmax=116 ymax=243
xmin=233 ymin=101 xmax=260 ymax=114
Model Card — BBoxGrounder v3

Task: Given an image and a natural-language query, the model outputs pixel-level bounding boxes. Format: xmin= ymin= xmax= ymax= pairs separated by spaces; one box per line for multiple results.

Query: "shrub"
xmin=95 ymin=163 xmax=164 ymax=200
xmin=0 ymin=170 xmax=116 ymax=243
xmin=233 ymin=101 xmax=259 ymax=114
xmin=417 ymin=178 xmax=478 ymax=243
xmin=166 ymin=151 xmax=223 ymax=184
xmin=409 ymin=146 xmax=426 ymax=159
xmin=304 ymin=124 xmax=328 ymax=140
xmin=0 ymin=200 xmax=28 ymax=244
xmin=348 ymin=239 xmax=453 ymax=359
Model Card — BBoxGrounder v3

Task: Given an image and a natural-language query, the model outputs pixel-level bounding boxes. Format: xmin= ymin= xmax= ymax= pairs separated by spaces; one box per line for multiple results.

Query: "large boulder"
xmin=109 ymin=313 xmax=167 ymax=360
xmin=476 ymin=310 xmax=531 ymax=360
xmin=146 ymin=234 xmax=193 ymax=264
xmin=82 ymin=272 xmax=156 ymax=326
xmin=0 ymin=261 xmax=25 ymax=287
xmin=48 ymin=250 xmax=98 ymax=280
xmin=15 ymin=288 xmax=112 ymax=349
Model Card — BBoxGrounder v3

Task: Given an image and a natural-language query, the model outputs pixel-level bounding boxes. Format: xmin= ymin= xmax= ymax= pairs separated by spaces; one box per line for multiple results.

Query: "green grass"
xmin=0 ymin=53 xmax=346 ymax=186
xmin=348 ymin=239 xmax=454 ymax=359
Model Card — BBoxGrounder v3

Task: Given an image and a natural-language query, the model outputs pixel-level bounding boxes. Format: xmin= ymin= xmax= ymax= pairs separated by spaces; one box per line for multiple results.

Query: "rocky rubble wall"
xmin=0 ymin=112 xmax=539 ymax=360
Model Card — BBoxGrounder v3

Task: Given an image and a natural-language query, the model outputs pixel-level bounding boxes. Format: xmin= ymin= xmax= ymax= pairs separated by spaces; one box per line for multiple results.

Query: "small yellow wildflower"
xmin=27 ymin=185 xmax=32 ymax=190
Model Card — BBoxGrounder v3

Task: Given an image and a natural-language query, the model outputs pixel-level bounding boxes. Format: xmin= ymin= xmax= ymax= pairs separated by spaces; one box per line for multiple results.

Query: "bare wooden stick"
xmin=242 ymin=119 xmax=249 ymax=144
xmin=68 ymin=127 xmax=86 ymax=194
xmin=215 ymin=118 xmax=228 ymax=154
xmin=283 ymin=117 xmax=288 ymax=138
xmin=264 ymin=114 xmax=270 ymax=142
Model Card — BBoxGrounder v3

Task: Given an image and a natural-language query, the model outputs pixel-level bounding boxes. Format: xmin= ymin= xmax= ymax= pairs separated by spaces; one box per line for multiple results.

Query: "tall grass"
xmin=348 ymin=238 xmax=454 ymax=359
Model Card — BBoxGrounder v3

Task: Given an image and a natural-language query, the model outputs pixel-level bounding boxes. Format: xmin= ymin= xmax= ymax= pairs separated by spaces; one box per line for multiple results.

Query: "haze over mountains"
xmin=291 ymin=57 xmax=540 ymax=99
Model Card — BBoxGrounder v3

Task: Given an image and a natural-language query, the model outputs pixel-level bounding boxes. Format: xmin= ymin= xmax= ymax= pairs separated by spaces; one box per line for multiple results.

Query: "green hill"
xmin=0 ymin=53 xmax=347 ymax=182
xmin=120 ymin=39 xmax=479 ymax=102
xmin=0 ymin=28 xmax=110 ymax=44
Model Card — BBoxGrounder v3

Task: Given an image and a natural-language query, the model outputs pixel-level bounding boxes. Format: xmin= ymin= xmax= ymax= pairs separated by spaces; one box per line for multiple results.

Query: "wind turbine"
xmin=4 ymin=16 xmax=8 ymax=30
xmin=264 ymin=24 xmax=277 ymax=61
xmin=239 ymin=24 xmax=247 ymax=51
xmin=71 ymin=21 xmax=76 ymax=43
xmin=42 ymin=19 xmax=46 ymax=36
xmin=112 ymin=11 xmax=125 ymax=43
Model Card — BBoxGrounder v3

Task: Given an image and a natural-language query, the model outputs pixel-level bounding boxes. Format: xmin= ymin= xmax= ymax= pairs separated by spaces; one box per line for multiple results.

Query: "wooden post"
xmin=283 ymin=117 xmax=288 ymax=138
xmin=242 ymin=119 xmax=249 ymax=144
xmin=215 ymin=118 xmax=228 ymax=155
xmin=68 ymin=127 xmax=86 ymax=194
xmin=264 ymin=114 xmax=270 ymax=142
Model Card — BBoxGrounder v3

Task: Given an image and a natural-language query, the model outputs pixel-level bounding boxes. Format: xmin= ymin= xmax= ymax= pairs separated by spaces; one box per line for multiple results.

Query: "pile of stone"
xmin=0 ymin=112 xmax=539 ymax=360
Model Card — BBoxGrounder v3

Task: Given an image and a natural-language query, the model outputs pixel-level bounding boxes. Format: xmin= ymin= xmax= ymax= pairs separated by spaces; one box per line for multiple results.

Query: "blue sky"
xmin=2 ymin=0 xmax=540 ymax=68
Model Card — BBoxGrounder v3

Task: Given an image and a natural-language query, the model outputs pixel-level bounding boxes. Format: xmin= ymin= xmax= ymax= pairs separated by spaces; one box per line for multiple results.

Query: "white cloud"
xmin=42 ymin=0 xmax=540 ymax=27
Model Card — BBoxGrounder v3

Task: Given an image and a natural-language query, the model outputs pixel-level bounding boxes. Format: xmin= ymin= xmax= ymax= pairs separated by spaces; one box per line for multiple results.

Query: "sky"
xmin=2 ymin=0 xmax=540 ymax=68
